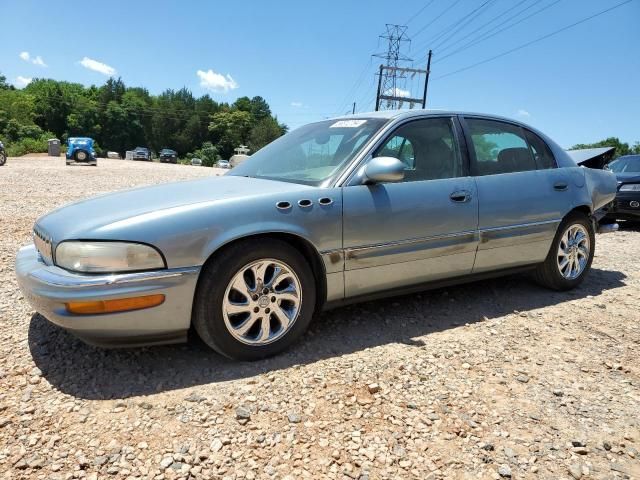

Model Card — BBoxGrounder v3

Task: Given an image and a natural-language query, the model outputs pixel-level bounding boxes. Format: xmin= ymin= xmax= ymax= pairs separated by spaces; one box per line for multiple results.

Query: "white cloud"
xmin=32 ymin=55 xmax=47 ymax=67
xmin=15 ymin=76 xmax=33 ymax=88
xmin=19 ymin=51 xmax=47 ymax=67
xmin=79 ymin=57 xmax=116 ymax=76
xmin=516 ymin=109 xmax=531 ymax=118
xmin=385 ymin=87 xmax=410 ymax=98
xmin=197 ymin=69 xmax=238 ymax=93
xmin=290 ymin=101 xmax=304 ymax=108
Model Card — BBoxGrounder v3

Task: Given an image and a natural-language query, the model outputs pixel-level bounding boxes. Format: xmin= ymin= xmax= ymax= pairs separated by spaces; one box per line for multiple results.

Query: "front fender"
xmin=121 ymin=188 xmax=344 ymax=270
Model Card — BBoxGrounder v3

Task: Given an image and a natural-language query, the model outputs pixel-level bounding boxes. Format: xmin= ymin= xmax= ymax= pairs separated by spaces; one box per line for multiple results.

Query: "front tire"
xmin=534 ymin=212 xmax=595 ymax=290
xmin=0 ymin=152 xmax=6 ymax=166
xmin=193 ymin=239 xmax=316 ymax=360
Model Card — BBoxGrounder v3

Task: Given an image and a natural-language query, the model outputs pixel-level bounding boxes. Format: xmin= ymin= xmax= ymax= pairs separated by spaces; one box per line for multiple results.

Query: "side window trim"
xmin=523 ymin=128 xmax=558 ymax=170
xmin=372 ymin=116 xmax=464 ymax=182
xmin=458 ymin=116 xmax=480 ymax=176
xmin=460 ymin=115 xmax=540 ymax=176
xmin=345 ymin=115 xmax=460 ymax=186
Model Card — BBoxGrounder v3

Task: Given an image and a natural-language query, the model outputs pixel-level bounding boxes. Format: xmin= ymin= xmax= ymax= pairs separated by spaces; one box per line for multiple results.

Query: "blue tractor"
xmin=66 ymin=137 xmax=97 ymax=166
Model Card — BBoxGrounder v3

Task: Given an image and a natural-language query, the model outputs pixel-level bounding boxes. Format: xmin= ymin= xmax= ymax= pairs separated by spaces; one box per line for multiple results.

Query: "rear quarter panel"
xmin=583 ymin=167 xmax=617 ymax=211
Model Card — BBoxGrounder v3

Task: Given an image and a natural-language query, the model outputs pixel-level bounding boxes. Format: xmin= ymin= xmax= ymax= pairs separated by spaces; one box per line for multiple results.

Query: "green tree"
xmin=570 ymin=137 xmax=632 ymax=159
xmin=248 ymin=116 xmax=285 ymax=152
xmin=208 ymin=110 xmax=252 ymax=159
xmin=0 ymin=74 xmax=286 ymax=159
xmin=0 ymin=72 xmax=15 ymax=91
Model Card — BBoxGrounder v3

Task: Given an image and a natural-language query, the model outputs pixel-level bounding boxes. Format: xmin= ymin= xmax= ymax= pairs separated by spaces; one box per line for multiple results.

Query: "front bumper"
xmin=606 ymin=192 xmax=640 ymax=221
xmin=16 ymin=244 xmax=201 ymax=347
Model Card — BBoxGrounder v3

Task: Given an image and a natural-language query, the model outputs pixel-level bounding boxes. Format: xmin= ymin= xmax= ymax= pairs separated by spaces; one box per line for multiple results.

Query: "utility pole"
xmin=422 ymin=49 xmax=433 ymax=108
xmin=352 ymin=102 xmax=356 ymax=114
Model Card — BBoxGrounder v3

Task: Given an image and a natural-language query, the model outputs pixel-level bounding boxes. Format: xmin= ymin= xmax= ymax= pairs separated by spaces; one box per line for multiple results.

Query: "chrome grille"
xmin=33 ymin=225 xmax=53 ymax=265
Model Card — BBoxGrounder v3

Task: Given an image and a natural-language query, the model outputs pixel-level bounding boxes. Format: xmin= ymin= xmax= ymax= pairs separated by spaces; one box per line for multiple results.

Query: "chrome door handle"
xmin=450 ymin=190 xmax=471 ymax=203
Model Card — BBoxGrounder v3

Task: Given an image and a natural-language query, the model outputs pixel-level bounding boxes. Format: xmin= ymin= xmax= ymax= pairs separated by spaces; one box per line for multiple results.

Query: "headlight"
xmin=55 ymin=241 xmax=166 ymax=273
xmin=620 ymin=184 xmax=640 ymax=191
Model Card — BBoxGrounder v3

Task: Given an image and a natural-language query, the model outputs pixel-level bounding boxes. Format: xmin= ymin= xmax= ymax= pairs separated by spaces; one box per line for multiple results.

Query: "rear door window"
xmin=465 ymin=118 xmax=537 ymax=175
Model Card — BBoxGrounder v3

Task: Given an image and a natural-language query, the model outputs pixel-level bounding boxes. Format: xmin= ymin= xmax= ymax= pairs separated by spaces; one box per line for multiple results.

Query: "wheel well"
xmin=201 ymin=233 xmax=327 ymax=312
xmin=568 ymin=205 xmax=591 ymax=218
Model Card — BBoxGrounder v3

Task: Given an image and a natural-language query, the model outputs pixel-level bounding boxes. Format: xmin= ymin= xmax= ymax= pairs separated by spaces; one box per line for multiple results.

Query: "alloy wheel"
xmin=557 ymin=224 xmax=590 ymax=280
xmin=222 ymin=259 xmax=302 ymax=345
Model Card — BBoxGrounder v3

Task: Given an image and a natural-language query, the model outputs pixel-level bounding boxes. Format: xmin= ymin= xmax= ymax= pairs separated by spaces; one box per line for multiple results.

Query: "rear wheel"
xmin=534 ymin=212 xmax=595 ymax=290
xmin=0 ymin=152 xmax=6 ymax=166
xmin=193 ymin=239 xmax=316 ymax=360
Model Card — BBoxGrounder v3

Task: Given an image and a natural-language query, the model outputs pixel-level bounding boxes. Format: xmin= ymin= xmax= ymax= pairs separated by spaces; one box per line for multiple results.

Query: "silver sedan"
xmin=16 ymin=110 xmax=617 ymax=360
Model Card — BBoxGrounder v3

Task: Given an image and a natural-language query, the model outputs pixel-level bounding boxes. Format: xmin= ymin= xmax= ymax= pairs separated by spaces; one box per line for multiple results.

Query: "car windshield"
xmin=229 ymin=118 xmax=388 ymax=185
xmin=608 ymin=156 xmax=640 ymax=173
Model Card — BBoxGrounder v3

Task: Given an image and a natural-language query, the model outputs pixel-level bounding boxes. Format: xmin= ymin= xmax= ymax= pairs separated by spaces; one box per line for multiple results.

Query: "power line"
xmin=430 ymin=0 xmax=498 ymax=52
xmin=404 ymin=0 xmax=437 ymax=25
xmin=435 ymin=0 xmax=563 ymax=63
xmin=435 ymin=0 xmax=533 ymax=56
xmin=409 ymin=0 xmax=463 ymax=43
xmin=411 ymin=0 xmax=493 ymax=53
xmin=435 ymin=0 xmax=634 ymax=80
xmin=335 ymin=60 xmax=375 ymax=115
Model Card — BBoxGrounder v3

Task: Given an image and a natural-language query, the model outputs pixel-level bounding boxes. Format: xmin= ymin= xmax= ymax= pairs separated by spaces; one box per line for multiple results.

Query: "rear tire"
xmin=0 ymin=153 xmax=6 ymax=166
xmin=193 ymin=239 xmax=316 ymax=360
xmin=534 ymin=211 xmax=595 ymax=290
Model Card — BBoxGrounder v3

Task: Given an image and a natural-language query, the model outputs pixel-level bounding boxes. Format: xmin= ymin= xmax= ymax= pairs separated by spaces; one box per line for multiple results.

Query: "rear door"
xmin=461 ymin=116 xmax=570 ymax=273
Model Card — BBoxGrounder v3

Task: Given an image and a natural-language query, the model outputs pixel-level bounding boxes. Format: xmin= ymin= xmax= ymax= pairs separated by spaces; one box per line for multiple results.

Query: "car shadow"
xmin=28 ymin=268 xmax=627 ymax=400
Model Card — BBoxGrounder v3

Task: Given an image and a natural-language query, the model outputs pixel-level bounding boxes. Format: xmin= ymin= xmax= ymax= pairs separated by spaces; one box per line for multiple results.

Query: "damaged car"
xmin=16 ymin=110 xmax=617 ymax=360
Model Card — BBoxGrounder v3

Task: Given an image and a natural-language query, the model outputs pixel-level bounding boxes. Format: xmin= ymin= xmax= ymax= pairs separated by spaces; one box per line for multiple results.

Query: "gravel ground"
xmin=1 ymin=156 xmax=639 ymax=480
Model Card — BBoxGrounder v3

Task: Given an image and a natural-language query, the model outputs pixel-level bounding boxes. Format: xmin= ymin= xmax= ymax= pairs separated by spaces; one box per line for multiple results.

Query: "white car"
xmin=191 ymin=158 xmax=202 ymax=166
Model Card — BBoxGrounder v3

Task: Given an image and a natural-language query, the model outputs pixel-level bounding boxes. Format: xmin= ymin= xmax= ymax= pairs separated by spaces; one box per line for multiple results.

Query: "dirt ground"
xmin=0 ymin=157 xmax=639 ymax=480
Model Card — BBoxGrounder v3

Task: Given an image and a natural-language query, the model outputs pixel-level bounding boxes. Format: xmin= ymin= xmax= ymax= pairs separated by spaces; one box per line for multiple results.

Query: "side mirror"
xmin=363 ymin=156 xmax=405 ymax=184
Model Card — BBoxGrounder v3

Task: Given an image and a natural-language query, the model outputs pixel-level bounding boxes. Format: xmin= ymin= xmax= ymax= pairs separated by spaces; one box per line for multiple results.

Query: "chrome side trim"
xmin=320 ymin=249 xmax=344 ymax=274
xmin=478 ymin=219 xmax=560 ymax=250
xmin=346 ymin=229 xmax=478 ymax=253
xmin=345 ymin=230 xmax=478 ymax=270
xmin=479 ymin=218 xmax=561 ymax=233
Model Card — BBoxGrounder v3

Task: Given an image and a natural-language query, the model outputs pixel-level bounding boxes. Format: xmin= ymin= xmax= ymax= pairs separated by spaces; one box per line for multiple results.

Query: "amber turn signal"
xmin=65 ymin=294 xmax=165 ymax=315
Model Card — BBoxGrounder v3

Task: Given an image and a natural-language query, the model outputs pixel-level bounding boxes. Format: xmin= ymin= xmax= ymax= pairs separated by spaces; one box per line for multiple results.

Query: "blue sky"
xmin=1 ymin=0 xmax=638 ymax=147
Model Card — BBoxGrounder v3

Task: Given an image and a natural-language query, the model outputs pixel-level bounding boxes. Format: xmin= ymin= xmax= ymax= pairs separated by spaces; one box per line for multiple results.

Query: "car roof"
xmin=330 ymin=109 xmax=534 ymax=126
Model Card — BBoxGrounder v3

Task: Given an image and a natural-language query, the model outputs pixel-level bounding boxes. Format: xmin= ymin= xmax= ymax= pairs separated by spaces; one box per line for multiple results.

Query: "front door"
xmin=342 ymin=116 xmax=479 ymax=298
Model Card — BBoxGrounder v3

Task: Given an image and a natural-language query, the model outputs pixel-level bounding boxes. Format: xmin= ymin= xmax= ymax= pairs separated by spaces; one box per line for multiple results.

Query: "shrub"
xmin=5 ymin=131 xmax=56 ymax=157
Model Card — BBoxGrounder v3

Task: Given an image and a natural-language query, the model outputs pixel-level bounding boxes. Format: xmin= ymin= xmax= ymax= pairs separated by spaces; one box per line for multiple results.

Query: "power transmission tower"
xmin=372 ymin=24 xmax=432 ymax=111
xmin=373 ymin=24 xmax=412 ymax=110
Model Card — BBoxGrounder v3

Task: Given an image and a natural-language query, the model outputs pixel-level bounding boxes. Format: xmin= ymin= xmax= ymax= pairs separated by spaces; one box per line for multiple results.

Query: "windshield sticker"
xmin=330 ymin=120 xmax=367 ymax=128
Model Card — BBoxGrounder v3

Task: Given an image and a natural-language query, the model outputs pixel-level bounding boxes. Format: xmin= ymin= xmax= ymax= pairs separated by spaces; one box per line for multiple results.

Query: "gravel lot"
xmin=1 ymin=156 xmax=639 ymax=480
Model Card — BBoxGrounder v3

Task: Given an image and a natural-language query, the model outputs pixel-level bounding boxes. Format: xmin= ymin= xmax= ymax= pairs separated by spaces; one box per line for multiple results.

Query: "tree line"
xmin=0 ymin=73 xmax=286 ymax=164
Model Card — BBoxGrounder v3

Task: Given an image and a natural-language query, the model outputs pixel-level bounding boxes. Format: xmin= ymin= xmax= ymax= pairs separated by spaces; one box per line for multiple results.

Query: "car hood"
xmin=37 ymin=175 xmax=314 ymax=242
xmin=615 ymin=173 xmax=640 ymax=184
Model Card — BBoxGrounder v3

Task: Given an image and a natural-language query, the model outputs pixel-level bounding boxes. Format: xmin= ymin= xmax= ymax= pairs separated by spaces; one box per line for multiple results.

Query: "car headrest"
xmin=497 ymin=147 xmax=533 ymax=173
